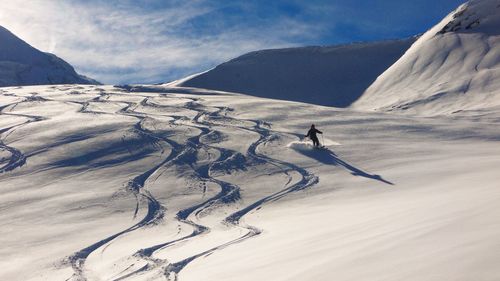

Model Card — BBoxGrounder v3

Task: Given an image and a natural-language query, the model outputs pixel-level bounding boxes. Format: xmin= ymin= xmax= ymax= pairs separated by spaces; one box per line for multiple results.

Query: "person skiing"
xmin=305 ymin=124 xmax=323 ymax=147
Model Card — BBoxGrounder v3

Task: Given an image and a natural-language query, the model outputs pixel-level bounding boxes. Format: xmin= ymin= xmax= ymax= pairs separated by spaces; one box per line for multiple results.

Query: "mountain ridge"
xmin=175 ymin=38 xmax=416 ymax=107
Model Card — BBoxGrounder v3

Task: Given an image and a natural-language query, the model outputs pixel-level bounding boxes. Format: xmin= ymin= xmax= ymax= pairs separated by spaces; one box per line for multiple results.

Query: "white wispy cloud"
xmin=0 ymin=0 xmax=324 ymax=84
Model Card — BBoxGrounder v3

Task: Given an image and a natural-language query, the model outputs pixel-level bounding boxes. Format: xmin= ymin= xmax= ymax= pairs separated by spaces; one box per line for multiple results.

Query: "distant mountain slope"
xmin=353 ymin=0 xmax=500 ymax=115
xmin=176 ymin=39 xmax=415 ymax=107
xmin=0 ymin=26 xmax=99 ymax=87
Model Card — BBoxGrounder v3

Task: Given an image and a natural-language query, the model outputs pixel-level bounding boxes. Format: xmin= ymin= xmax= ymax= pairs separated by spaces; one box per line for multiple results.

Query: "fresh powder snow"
xmin=1 ymin=82 xmax=499 ymax=281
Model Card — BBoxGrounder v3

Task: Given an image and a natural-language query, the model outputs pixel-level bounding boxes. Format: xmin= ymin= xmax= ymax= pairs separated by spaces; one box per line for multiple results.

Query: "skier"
xmin=305 ymin=124 xmax=323 ymax=147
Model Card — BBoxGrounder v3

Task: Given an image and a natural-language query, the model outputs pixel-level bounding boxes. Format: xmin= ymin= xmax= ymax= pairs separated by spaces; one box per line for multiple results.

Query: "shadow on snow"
xmin=292 ymin=146 xmax=394 ymax=185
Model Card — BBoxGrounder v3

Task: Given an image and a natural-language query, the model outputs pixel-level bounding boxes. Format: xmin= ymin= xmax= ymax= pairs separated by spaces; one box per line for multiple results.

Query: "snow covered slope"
xmin=1 ymin=84 xmax=500 ymax=281
xmin=0 ymin=26 xmax=99 ymax=87
xmin=176 ymin=39 xmax=415 ymax=107
xmin=354 ymin=0 xmax=500 ymax=115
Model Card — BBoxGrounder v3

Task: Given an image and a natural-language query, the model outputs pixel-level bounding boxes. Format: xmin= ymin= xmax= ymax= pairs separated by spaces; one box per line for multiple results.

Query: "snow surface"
xmin=2 ymin=1 xmax=500 ymax=280
xmin=175 ymin=39 xmax=415 ymax=107
xmin=0 ymin=26 xmax=99 ymax=87
xmin=1 ymin=84 xmax=500 ymax=281
xmin=354 ymin=0 xmax=500 ymax=115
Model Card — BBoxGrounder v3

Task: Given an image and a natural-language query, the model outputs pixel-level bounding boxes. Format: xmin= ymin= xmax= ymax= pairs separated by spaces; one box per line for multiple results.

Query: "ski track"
xmin=119 ymin=94 xmax=319 ymax=281
xmin=0 ymin=94 xmax=49 ymax=173
xmin=1 ymin=86 xmax=320 ymax=281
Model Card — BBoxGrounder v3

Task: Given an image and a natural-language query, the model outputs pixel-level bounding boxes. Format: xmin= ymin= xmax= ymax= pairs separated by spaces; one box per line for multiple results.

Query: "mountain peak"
xmin=436 ymin=0 xmax=500 ymax=36
xmin=353 ymin=0 xmax=500 ymax=115
xmin=0 ymin=25 xmax=99 ymax=87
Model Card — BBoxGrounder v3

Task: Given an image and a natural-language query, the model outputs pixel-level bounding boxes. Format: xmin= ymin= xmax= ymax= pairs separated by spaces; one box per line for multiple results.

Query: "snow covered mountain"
xmin=353 ymin=0 xmax=500 ymax=115
xmin=175 ymin=39 xmax=415 ymax=107
xmin=0 ymin=26 xmax=99 ymax=87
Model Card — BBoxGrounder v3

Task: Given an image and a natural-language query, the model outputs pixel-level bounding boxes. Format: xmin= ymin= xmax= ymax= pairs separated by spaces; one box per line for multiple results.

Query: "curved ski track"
xmin=0 ymin=86 xmax=320 ymax=281
xmin=0 ymin=94 xmax=49 ymax=173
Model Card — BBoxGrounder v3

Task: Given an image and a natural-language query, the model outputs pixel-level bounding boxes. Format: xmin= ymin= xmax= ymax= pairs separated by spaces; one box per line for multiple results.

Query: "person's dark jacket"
xmin=305 ymin=128 xmax=322 ymax=139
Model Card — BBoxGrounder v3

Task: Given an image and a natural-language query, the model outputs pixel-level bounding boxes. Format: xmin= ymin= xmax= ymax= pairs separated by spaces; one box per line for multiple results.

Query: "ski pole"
xmin=321 ymin=134 xmax=324 ymax=146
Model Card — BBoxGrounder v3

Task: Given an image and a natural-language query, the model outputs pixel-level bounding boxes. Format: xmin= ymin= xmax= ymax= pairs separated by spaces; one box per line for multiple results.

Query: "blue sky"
xmin=0 ymin=0 xmax=465 ymax=84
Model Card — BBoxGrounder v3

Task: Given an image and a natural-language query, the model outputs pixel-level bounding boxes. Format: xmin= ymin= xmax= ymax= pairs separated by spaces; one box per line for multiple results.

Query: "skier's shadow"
xmin=294 ymin=147 xmax=394 ymax=185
